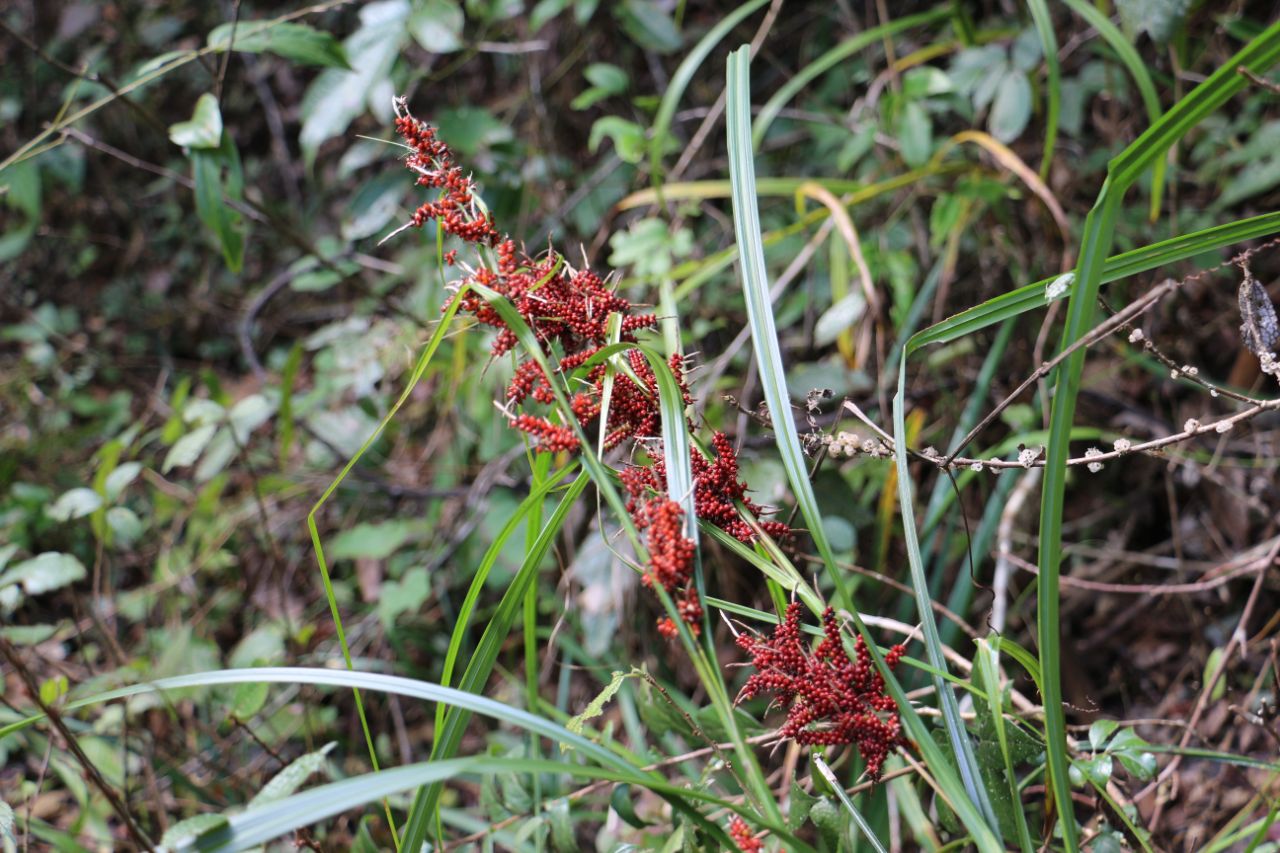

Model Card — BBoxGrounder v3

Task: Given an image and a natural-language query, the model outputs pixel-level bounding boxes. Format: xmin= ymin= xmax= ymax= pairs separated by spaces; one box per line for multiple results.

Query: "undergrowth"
xmin=2 ymin=2 xmax=1280 ymax=851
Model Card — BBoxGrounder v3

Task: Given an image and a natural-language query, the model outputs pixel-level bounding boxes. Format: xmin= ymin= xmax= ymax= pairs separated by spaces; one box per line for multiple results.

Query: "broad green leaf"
xmin=342 ymin=170 xmax=407 ymax=241
xmin=0 ymin=159 xmax=40 ymax=262
xmin=106 ymin=507 xmax=143 ymax=545
xmin=989 ymin=72 xmax=1032 ymax=143
xmin=230 ymin=625 xmax=286 ymax=669
xmin=584 ymin=62 xmax=627 ymax=94
xmin=615 ymin=0 xmax=680 ymax=53
xmin=1204 ymin=647 xmax=1227 ymax=701
xmin=1011 ymin=26 xmax=1043 ymax=72
xmin=194 ymin=429 xmax=236 ymax=482
xmin=1116 ymin=0 xmax=1190 ymax=41
xmin=47 ymin=488 xmax=103 ymax=522
xmin=589 ymin=116 xmax=646 ymax=163
xmin=191 ymin=147 xmax=245 ymax=273
xmin=573 ymin=63 xmax=630 ymax=110
xmin=0 ymin=552 xmax=86 ymax=596
xmin=230 ymin=681 xmax=269 ymax=719
xmin=329 ymin=520 xmax=417 ymax=560
xmin=1116 ymin=752 xmax=1158 ymax=781
xmin=608 ymin=218 xmax=693 ymax=277
xmin=299 ymin=0 xmax=410 ymax=162
xmin=169 ymin=93 xmax=224 ymax=149
xmin=164 ymin=423 xmax=218 ymax=472
xmin=184 ymin=398 xmax=226 ymax=426
xmin=228 ymin=393 xmax=274 ymax=442
xmin=207 ymin=21 xmax=351 ymax=69
xmin=1089 ymin=719 xmax=1119 ymax=751
xmin=815 ymin=292 xmax=867 ymax=346
xmin=376 ymin=566 xmax=431 ymax=627
xmin=39 ymin=675 xmax=68 ymax=706
xmin=1108 ymin=728 xmax=1152 ymax=753
xmin=902 ymin=65 xmax=952 ymax=98
xmin=530 ymin=0 xmax=573 ymax=31
xmin=897 ymin=100 xmax=932 ymax=167
xmin=409 ymin=0 xmax=465 ymax=53
xmin=1 ymin=624 xmax=59 ymax=645
xmin=434 ymin=106 xmax=512 ymax=157
xmin=103 ymin=462 xmax=142 ymax=500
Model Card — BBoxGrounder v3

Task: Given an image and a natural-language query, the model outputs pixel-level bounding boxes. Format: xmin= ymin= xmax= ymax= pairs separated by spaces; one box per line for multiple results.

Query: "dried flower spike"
xmin=1238 ymin=263 xmax=1279 ymax=357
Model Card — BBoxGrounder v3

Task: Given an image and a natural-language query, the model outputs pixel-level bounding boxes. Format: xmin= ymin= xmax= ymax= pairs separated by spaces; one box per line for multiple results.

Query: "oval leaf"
xmin=104 ymin=462 xmax=143 ymax=501
xmin=989 ymin=72 xmax=1032 ymax=143
xmin=164 ymin=423 xmax=218 ymax=472
xmin=815 ymin=292 xmax=867 ymax=346
xmin=0 ymin=552 xmax=86 ymax=596
xmin=409 ymin=0 xmax=465 ymax=53
xmin=169 ymin=93 xmax=224 ymax=149
xmin=897 ymin=100 xmax=932 ymax=167
xmin=207 ymin=21 xmax=351 ymax=69
xmin=47 ymin=488 xmax=103 ymax=522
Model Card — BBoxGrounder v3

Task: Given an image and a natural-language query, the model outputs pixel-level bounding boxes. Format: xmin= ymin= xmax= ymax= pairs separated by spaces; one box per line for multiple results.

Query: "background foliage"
xmin=2 ymin=1 xmax=1280 ymax=850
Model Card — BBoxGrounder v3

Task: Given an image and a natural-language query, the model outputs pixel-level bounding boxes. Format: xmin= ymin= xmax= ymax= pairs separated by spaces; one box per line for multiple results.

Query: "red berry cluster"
xmin=621 ymin=431 xmax=790 ymax=545
xmin=394 ymin=103 xmax=499 ymax=247
xmin=392 ymin=103 xmax=787 ymax=637
xmin=634 ymin=498 xmax=701 ymax=638
xmin=728 ymin=816 xmax=764 ymax=852
xmin=736 ymin=603 xmax=906 ymax=779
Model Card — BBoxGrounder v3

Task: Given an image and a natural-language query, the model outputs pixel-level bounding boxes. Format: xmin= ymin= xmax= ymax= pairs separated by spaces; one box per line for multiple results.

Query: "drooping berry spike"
xmin=391 ymin=101 xmax=790 ymax=636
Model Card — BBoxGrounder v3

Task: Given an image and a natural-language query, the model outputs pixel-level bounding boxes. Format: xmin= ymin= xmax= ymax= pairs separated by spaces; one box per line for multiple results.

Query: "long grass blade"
xmin=307 ymin=289 xmax=472 ymax=843
xmin=1036 ymin=25 xmax=1280 ymax=850
xmin=435 ymin=459 xmax=579 ymax=729
xmin=813 ymin=755 xmax=890 ymax=853
xmin=892 ymin=384 xmax=1002 ymax=839
xmin=1026 ymin=0 xmax=1061 ymax=180
xmin=974 ymin=638 xmax=1036 ymax=853
xmin=909 ymin=210 xmax=1280 ymax=352
xmin=183 ymin=756 xmax=818 ymax=852
xmin=0 ymin=668 xmax=814 ymax=852
xmin=1061 ymin=0 xmax=1166 ymax=219
xmin=400 ymin=472 xmax=589 ymax=848
xmin=727 ymin=45 xmax=1004 ymax=852
xmin=726 ymin=48 xmax=850 ymax=609
xmin=648 ymin=0 xmax=772 ymax=193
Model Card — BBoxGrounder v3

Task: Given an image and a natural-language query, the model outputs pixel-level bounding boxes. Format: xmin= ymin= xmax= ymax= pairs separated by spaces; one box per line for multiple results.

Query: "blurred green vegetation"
xmin=2 ymin=1 xmax=1280 ymax=850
